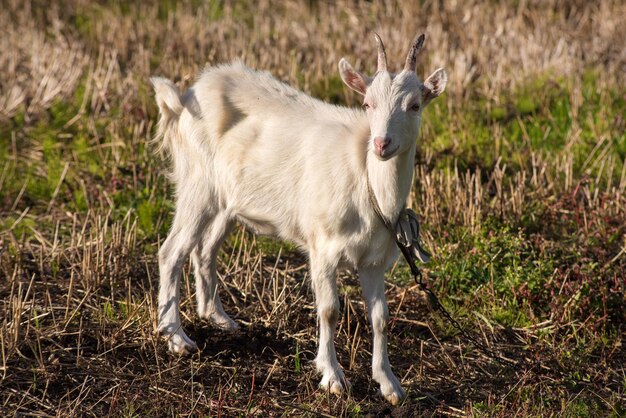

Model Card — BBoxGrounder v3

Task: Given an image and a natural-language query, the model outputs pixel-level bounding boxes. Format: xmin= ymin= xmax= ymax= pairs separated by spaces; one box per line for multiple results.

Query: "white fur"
xmin=152 ymin=43 xmax=447 ymax=405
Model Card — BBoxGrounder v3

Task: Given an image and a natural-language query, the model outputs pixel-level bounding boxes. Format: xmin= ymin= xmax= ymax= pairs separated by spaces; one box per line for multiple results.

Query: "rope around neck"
xmin=365 ymin=172 xmax=522 ymax=368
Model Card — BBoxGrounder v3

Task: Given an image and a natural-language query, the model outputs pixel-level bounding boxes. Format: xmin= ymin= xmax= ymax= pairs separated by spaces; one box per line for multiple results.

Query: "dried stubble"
xmin=1 ymin=0 xmax=625 ymax=416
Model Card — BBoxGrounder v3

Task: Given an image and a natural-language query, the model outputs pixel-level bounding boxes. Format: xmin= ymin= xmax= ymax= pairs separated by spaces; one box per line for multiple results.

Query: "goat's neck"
xmin=365 ymin=144 xmax=415 ymax=225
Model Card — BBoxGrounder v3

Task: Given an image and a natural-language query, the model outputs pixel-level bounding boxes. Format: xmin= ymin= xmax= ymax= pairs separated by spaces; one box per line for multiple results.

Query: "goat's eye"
xmin=362 ymin=102 xmax=370 ymax=110
xmin=410 ymin=103 xmax=420 ymax=111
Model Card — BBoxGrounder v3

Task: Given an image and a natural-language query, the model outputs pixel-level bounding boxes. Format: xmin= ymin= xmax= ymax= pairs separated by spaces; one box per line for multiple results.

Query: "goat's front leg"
xmin=359 ymin=264 xmax=405 ymax=405
xmin=310 ymin=251 xmax=348 ymax=394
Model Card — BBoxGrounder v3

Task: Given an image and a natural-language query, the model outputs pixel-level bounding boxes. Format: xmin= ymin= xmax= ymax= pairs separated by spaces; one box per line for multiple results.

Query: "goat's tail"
xmin=150 ymin=77 xmax=183 ymax=156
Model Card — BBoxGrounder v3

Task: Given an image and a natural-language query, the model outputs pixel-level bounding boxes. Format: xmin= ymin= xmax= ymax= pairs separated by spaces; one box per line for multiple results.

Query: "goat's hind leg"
xmin=191 ymin=211 xmax=238 ymax=331
xmin=158 ymin=201 xmax=210 ymax=355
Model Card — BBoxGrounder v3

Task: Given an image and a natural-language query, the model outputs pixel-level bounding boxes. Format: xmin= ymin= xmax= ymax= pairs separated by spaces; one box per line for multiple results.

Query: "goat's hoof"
xmin=379 ymin=384 xmax=405 ymax=406
xmin=384 ymin=390 xmax=404 ymax=406
xmin=199 ymin=308 xmax=239 ymax=331
xmin=212 ymin=315 xmax=239 ymax=331
xmin=375 ymin=370 xmax=405 ymax=405
xmin=319 ymin=375 xmax=351 ymax=395
xmin=165 ymin=332 xmax=198 ymax=355
xmin=320 ymin=379 xmax=344 ymax=395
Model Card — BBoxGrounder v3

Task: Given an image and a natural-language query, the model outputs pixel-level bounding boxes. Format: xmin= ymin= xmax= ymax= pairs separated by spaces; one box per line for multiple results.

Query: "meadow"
xmin=1 ymin=0 xmax=624 ymax=416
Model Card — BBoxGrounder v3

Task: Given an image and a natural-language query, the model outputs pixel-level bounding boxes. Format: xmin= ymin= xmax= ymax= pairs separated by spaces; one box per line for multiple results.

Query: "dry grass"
xmin=1 ymin=0 xmax=625 ymax=416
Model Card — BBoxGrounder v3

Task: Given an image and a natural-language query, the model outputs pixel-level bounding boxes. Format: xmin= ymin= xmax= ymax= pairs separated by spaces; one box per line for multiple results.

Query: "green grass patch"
xmin=422 ymin=72 xmax=625 ymax=186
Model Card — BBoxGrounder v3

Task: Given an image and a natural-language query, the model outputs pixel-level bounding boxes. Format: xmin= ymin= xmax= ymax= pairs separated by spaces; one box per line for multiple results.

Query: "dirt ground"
xmin=1 ymin=0 xmax=625 ymax=416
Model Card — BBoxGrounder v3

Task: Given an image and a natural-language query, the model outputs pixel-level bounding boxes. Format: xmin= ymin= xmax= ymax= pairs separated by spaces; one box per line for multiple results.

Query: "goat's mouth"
xmin=374 ymin=145 xmax=399 ymax=160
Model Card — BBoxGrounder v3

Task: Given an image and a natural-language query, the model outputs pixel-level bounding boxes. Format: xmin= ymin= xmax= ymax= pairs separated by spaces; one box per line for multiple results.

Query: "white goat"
xmin=152 ymin=33 xmax=447 ymax=405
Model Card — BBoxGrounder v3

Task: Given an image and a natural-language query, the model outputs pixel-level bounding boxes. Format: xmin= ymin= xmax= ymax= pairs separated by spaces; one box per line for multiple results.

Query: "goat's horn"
xmin=373 ymin=32 xmax=387 ymax=73
xmin=404 ymin=33 xmax=425 ymax=73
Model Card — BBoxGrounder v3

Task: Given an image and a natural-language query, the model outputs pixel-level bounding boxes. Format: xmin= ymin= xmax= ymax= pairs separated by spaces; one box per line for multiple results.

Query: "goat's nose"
xmin=374 ymin=136 xmax=391 ymax=153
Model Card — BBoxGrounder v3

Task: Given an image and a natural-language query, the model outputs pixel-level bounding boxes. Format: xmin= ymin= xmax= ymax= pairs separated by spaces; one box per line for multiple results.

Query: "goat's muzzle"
xmin=374 ymin=136 xmax=397 ymax=159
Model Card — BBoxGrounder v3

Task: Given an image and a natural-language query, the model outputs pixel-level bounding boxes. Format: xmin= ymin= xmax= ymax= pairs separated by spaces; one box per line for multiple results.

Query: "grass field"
xmin=1 ymin=0 xmax=625 ymax=416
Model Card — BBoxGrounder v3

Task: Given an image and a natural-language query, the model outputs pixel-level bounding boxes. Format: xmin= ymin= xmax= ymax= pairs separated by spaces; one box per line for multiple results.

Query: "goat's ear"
xmin=339 ymin=58 xmax=371 ymax=96
xmin=421 ymin=68 xmax=448 ymax=106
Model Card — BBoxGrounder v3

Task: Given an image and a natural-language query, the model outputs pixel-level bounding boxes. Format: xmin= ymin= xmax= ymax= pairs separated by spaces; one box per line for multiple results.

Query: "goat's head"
xmin=339 ymin=33 xmax=447 ymax=161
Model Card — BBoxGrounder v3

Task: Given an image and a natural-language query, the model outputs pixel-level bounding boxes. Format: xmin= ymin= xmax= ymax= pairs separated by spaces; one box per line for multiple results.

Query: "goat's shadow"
xmin=188 ymin=321 xmax=296 ymax=364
